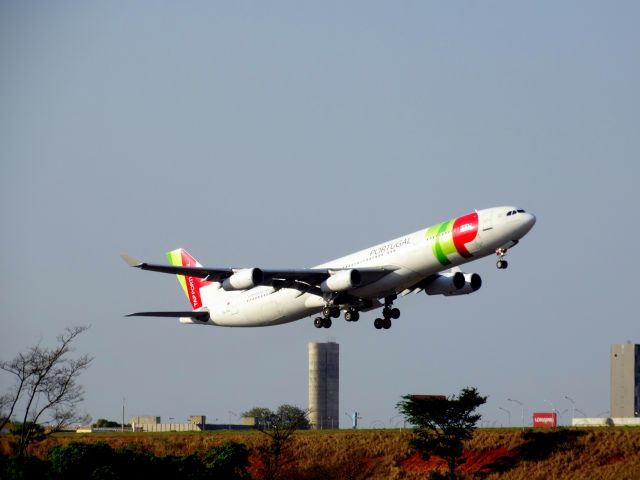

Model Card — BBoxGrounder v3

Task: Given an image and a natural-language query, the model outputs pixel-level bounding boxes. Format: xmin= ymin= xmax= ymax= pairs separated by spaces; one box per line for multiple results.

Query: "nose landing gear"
xmin=496 ymin=248 xmax=509 ymax=269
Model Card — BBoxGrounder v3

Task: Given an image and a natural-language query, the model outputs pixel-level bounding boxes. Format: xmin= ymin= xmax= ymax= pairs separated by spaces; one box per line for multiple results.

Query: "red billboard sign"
xmin=533 ymin=412 xmax=557 ymax=427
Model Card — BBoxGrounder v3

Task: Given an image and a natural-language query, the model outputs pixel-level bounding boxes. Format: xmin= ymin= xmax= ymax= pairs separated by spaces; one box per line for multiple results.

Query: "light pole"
xmin=498 ymin=407 xmax=511 ymax=428
xmin=389 ymin=414 xmax=404 ymax=430
xmin=507 ymin=398 xmax=525 ymax=430
xmin=122 ymin=397 xmax=125 ymax=433
xmin=544 ymin=399 xmax=557 ymax=427
xmin=564 ymin=396 xmax=576 ymax=427
xmin=558 ymin=409 xmax=568 ymax=426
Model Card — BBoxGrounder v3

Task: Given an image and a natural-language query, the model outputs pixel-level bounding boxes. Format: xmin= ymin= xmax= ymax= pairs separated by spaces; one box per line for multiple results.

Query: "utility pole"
xmin=507 ymin=398 xmax=525 ymax=431
xmin=564 ymin=396 xmax=576 ymax=427
xmin=498 ymin=407 xmax=511 ymax=428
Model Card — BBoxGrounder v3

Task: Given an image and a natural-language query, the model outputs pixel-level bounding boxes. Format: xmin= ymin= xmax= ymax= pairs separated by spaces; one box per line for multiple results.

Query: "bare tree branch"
xmin=0 ymin=326 xmax=93 ymax=455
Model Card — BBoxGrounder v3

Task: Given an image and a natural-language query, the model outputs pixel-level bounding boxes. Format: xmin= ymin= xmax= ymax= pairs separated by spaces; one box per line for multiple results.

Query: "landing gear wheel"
xmin=495 ymin=248 xmax=508 ymax=270
xmin=383 ymin=306 xmax=400 ymax=320
xmin=382 ymin=318 xmax=392 ymax=329
xmin=344 ymin=310 xmax=359 ymax=322
xmin=322 ymin=306 xmax=332 ymax=319
xmin=314 ymin=317 xmax=323 ymax=328
xmin=331 ymin=307 xmax=340 ymax=319
xmin=374 ymin=318 xmax=383 ymax=329
xmin=323 ymin=318 xmax=332 ymax=328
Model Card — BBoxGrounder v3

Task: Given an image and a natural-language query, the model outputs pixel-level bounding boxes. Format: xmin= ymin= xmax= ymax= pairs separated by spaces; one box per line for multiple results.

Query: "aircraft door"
xmin=481 ymin=210 xmax=494 ymax=232
xmin=474 ymin=210 xmax=494 ymax=250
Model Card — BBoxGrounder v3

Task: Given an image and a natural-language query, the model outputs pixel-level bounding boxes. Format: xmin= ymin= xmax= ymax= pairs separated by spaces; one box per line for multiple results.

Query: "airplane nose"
xmin=523 ymin=212 xmax=536 ymax=231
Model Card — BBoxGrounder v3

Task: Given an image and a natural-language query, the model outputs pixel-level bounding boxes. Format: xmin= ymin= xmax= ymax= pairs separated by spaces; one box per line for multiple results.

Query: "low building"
xmin=130 ymin=416 xmax=160 ymax=425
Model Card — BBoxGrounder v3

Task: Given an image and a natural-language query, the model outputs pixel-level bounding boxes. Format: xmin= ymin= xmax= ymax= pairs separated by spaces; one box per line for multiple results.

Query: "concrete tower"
xmin=611 ymin=343 xmax=640 ymax=418
xmin=308 ymin=342 xmax=339 ymax=429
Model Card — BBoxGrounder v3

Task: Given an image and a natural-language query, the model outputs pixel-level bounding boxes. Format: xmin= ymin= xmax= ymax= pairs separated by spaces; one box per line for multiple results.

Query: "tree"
xmin=241 ymin=405 xmax=310 ymax=430
xmin=92 ymin=418 xmax=121 ymax=428
xmin=241 ymin=406 xmax=274 ymax=428
xmin=397 ymin=387 xmax=487 ymax=480
xmin=0 ymin=325 xmax=93 ymax=456
xmin=249 ymin=404 xmax=309 ymax=480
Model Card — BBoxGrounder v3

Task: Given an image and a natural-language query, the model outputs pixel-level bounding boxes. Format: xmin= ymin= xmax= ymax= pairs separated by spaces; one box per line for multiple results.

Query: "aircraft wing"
xmin=122 ymin=255 xmax=232 ymax=282
xmin=262 ymin=267 xmax=394 ymax=287
xmin=125 ymin=311 xmax=210 ymax=321
xmin=121 ymin=255 xmax=395 ymax=290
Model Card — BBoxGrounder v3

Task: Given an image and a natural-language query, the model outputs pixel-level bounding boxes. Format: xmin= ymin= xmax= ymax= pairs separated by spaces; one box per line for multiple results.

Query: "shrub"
xmin=0 ymin=453 xmax=51 ymax=480
xmin=204 ymin=441 xmax=250 ymax=479
xmin=48 ymin=442 xmax=115 ymax=479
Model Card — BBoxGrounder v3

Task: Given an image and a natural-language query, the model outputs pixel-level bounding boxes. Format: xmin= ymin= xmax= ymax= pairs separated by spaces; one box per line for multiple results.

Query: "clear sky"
xmin=1 ymin=1 xmax=638 ymax=429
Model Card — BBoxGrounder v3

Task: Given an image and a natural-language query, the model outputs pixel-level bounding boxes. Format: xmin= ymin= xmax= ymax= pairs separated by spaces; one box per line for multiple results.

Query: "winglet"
xmin=121 ymin=254 xmax=143 ymax=267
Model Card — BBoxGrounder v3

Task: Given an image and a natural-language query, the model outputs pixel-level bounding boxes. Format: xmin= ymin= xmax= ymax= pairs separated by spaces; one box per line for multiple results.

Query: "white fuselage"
xmin=191 ymin=206 xmax=535 ymax=327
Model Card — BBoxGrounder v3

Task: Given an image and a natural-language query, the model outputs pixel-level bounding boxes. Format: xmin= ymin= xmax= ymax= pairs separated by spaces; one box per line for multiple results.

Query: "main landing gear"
xmin=344 ymin=308 xmax=360 ymax=322
xmin=314 ymin=305 xmax=341 ymax=329
xmin=496 ymin=248 xmax=509 ymax=269
xmin=312 ymin=298 xmax=400 ymax=330
xmin=374 ymin=298 xmax=400 ymax=330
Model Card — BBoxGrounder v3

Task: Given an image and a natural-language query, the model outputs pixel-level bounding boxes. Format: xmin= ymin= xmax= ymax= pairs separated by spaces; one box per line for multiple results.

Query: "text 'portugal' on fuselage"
xmin=122 ymin=206 xmax=536 ymax=330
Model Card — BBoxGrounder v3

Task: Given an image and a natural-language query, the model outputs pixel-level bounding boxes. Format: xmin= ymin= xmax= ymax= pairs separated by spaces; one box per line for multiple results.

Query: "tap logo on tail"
xmin=166 ymin=249 xmax=212 ymax=309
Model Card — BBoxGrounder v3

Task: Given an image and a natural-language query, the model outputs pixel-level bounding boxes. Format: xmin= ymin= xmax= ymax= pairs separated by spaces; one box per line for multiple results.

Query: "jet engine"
xmin=321 ymin=269 xmax=361 ymax=293
xmin=425 ymin=271 xmax=481 ymax=296
xmin=222 ymin=268 xmax=263 ymax=291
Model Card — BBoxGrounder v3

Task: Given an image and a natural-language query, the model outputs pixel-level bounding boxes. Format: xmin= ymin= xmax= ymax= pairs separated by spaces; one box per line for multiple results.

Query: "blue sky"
xmin=1 ymin=1 xmax=639 ymax=428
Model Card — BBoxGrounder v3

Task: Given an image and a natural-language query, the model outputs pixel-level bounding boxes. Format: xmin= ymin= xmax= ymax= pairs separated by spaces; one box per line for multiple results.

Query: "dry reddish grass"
xmin=2 ymin=428 xmax=639 ymax=479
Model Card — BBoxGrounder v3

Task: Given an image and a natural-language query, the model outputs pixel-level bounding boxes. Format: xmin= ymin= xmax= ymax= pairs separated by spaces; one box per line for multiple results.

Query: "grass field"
xmin=2 ymin=427 xmax=639 ymax=479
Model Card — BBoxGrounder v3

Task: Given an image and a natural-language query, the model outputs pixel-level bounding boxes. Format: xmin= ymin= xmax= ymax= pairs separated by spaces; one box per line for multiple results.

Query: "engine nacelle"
xmin=222 ymin=268 xmax=263 ymax=291
xmin=321 ymin=269 xmax=361 ymax=293
xmin=424 ymin=271 xmax=481 ymax=296
xmin=443 ymin=273 xmax=482 ymax=296
xmin=424 ymin=271 xmax=465 ymax=296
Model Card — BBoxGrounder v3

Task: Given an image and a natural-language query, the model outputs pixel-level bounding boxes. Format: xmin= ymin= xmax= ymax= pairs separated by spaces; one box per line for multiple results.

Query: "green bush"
xmin=92 ymin=418 xmax=121 ymax=428
xmin=0 ymin=454 xmax=52 ymax=480
xmin=9 ymin=421 xmax=45 ymax=440
xmin=48 ymin=442 xmax=116 ymax=480
xmin=0 ymin=439 xmax=255 ymax=480
xmin=204 ymin=441 xmax=250 ymax=479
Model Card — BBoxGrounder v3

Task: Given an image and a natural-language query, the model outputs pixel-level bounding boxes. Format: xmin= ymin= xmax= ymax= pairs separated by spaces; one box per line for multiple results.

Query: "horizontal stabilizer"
xmin=125 ymin=311 xmax=210 ymax=322
xmin=121 ymin=254 xmax=143 ymax=267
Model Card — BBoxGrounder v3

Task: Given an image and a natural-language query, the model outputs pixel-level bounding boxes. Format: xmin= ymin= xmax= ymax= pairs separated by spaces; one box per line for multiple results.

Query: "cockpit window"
xmin=507 ymin=209 xmax=526 ymax=216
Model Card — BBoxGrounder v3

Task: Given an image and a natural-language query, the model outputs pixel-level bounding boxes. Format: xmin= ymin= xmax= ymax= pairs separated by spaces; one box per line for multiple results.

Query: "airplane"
xmin=122 ymin=206 xmax=535 ymax=330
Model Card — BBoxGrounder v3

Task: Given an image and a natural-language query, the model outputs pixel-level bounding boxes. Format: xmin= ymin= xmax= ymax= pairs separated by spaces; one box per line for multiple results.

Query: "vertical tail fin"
xmin=166 ymin=248 xmax=212 ymax=310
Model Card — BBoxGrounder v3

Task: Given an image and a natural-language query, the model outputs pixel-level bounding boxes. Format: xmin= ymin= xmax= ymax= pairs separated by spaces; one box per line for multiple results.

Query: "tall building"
xmin=308 ymin=342 xmax=339 ymax=429
xmin=610 ymin=343 xmax=640 ymax=417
